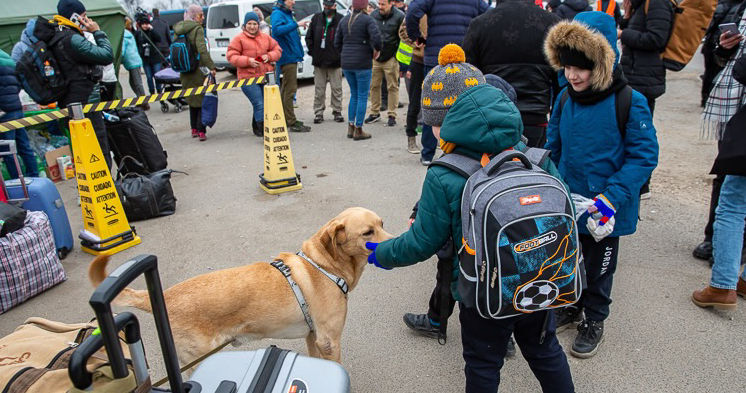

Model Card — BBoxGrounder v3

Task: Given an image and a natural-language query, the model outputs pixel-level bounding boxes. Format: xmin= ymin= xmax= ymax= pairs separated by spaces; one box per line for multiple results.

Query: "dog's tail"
xmin=88 ymin=255 xmax=152 ymax=312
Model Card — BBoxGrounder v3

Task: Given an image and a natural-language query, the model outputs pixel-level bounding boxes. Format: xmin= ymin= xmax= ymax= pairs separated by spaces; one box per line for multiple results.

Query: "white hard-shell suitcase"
xmin=188 ymin=347 xmax=350 ymax=393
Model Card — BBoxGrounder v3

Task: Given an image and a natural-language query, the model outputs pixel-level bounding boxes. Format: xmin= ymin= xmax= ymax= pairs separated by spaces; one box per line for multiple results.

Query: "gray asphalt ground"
xmin=2 ymin=53 xmax=744 ymax=392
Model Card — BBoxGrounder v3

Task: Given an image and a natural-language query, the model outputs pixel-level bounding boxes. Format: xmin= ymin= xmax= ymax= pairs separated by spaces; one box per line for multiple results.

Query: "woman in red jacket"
xmin=227 ymin=12 xmax=282 ymax=136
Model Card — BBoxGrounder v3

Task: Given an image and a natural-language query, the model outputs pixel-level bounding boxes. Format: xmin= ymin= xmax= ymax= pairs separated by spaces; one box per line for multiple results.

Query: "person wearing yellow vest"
xmin=398 ymin=16 xmax=427 ymax=154
xmin=596 ymin=0 xmax=622 ymax=26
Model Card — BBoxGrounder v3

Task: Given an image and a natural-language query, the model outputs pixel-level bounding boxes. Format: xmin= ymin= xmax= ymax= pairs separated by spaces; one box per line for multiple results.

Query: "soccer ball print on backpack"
xmin=438 ymin=149 xmax=585 ymax=319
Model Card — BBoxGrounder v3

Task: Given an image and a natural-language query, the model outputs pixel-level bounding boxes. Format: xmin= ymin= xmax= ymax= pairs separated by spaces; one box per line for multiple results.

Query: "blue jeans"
xmin=343 ymin=69 xmax=372 ymax=127
xmin=421 ymin=64 xmax=437 ymax=161
xmin=142 ymin=62 xmax=163 ymax=94
xmin=241 ymin=84 xmax=264 ymax=123
xmin=711 ymin=175 xmax=746 ymax=289
xmin=0 ymin=113 xmax=39 ymax=179
xmin=459 ymin=305 xmax=574 ymax=393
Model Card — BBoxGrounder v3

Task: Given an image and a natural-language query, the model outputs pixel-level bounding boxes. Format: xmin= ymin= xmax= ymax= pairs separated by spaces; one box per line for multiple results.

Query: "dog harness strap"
xmin=296 ymin=251 xmax=349 ymax=295
xmin=270 ymin=260 xmax=315 ymax=332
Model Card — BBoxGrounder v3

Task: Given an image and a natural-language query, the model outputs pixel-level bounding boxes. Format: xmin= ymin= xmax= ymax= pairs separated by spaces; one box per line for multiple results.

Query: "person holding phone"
xmin=53 ymin=0 xmax=114 ymax=169
xmin=227 ymin=12 xmax=282 ymax=137
xmin=700 ymin=0 xmax=746 ymax=108
xmin=699 ymin=10 xmax=746 ymax=270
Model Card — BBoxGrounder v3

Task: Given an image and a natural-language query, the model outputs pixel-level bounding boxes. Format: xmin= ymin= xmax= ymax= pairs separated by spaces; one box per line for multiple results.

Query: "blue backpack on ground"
xmin=169 ymin=35 xmax=199 ymax=73
xmin=15 ymin=17 xmax=68 ymax=105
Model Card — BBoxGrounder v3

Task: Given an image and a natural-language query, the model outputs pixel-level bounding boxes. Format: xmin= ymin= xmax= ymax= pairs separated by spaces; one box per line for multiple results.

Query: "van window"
xmin=208 ymin=4 xmax=240 ymax=29
xmin=255 ymin=0 xmax=321 ymax=24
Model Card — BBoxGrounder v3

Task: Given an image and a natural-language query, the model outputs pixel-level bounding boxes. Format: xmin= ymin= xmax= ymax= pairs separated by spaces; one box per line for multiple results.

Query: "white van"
xmin=206 ymin=0 xmax=348 ymax=79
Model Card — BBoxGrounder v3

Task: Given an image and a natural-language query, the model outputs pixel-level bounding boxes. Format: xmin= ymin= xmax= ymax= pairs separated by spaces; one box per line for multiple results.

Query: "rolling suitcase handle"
xmin=68 ymin=312 xmax=149 ymax=390
xmin=88 ymin=254 xmax=187 ymax=393
xmin=0 ymin=140 xmax=29 ymax=204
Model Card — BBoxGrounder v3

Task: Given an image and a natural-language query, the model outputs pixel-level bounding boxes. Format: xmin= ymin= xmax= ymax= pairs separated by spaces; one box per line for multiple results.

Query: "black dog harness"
xmin=270 ymin=251 xmax=350 ymax=332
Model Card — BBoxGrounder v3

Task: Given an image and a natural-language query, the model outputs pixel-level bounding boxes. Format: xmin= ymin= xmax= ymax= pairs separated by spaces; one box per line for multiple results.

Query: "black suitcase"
xmin=104 ymin=108 xmax=167 ymax=175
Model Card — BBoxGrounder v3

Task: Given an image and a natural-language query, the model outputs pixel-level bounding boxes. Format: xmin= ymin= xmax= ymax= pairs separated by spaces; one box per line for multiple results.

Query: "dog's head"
xmin=308 ymin=207 xmax=392 ymax=285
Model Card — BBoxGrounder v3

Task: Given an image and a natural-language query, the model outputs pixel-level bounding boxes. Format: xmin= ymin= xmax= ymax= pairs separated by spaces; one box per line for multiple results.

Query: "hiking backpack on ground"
xmin=433 ymin=149 xmax=584 ymax=319
xmin=169 ymin=34 xmax=199 ymax=73
xmin=646 ymin=0 xmax=717 ymax=71
xmin=15 ymin=16 xmax=67 ymax=105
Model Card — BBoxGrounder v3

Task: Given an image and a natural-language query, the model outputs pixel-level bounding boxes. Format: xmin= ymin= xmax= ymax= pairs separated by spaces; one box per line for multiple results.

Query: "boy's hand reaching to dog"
xmin=365 ymin=242 xmax=391 ymax=270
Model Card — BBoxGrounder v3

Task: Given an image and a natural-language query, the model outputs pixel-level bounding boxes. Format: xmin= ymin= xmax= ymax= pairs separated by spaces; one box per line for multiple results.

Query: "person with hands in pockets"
xmin=544 ymin=11 xmax=659 ymax=359
xmin=366 ymin=44 xmax=575 ymax=393
xmin=228 ymin=12 xmax=282 ymax=137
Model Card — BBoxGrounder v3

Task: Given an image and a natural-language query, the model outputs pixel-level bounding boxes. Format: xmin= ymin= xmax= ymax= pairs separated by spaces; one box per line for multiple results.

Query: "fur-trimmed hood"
xmin=544 ymin=11 xmax=617 ymax=91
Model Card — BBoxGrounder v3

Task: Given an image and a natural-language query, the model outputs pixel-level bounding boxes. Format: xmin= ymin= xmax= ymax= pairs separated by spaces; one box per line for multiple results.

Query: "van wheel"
xmin=228 ymin=68 xmax=237 ymax=75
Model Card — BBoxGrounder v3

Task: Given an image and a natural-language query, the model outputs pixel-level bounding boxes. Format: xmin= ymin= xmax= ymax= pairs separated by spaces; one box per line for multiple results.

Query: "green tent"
xmin=0 ymin=0 xmax=127 ymax=73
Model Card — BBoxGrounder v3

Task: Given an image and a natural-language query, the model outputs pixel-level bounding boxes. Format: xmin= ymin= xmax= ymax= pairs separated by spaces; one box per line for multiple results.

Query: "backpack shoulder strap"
xmin=429 ymin=153 xmax=481 ymax=179
xmin=521 ymin=147 xmax=551 ymax=169
xmin=554 ymin=88 xmax=569 ymax=120
xmin=615 ymin=85 xmax=633 ymax=139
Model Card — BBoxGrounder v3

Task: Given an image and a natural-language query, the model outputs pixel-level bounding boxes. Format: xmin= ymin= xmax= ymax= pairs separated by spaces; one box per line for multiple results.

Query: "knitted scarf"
xmin=702 ymin=14 xmax=746 ymax=140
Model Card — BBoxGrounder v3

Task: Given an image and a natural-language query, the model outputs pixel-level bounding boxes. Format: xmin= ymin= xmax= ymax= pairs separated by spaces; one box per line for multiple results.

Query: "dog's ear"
xmin=322 ymin=220 xmax=346 ymax=260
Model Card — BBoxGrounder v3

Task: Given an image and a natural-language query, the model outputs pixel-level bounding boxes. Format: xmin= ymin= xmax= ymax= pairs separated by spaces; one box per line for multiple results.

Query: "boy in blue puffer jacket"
xmin=0 ymin=49 xmax=39 ymax=180
xmin=544 ymin=11 xmax=659 ymax=358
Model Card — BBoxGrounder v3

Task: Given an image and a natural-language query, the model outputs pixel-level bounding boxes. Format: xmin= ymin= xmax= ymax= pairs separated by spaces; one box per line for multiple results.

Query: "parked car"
xmin=206 ymin=0 xmax=348 ymax=79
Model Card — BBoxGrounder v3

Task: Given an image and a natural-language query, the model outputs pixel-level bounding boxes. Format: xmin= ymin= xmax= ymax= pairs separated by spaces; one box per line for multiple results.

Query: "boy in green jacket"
xmin=365 ymin=44 xmax=574 ymax=392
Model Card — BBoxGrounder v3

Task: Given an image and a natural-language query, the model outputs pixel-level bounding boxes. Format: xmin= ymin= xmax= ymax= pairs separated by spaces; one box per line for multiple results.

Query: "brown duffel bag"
xmin=0 ymin=317 xmax=145 ymax=393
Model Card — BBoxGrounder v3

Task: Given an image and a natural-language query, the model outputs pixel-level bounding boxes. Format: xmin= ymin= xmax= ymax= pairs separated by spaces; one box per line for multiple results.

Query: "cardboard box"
xmin=44 ymin=145 xmax=71 ymax=182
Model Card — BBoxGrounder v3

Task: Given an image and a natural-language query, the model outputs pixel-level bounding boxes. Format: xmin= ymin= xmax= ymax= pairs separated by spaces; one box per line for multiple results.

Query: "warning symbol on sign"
xmin=103 ymin=203 xmax=117 ymax=218
xmin=76 ymin=156 xmax=83 ymax=165
xmin=90 ymin=154 xmax=100 ymax=163
xmin=84 ymin=206 xmax=93 ymax=219
xmin=273 ymin=113 xmax=281 ymax=120
xmin=277 ymin=153 xmax=288 ymax=164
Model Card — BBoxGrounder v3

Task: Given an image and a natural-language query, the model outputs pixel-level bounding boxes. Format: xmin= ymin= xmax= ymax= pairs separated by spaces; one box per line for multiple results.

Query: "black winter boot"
xmin=403 ymin=313 xmax=439 ymax=338
xmin=554 ymin=306 xmax=583 ymax=333
xmin=571 ymin=319 xmax=604 ymax=359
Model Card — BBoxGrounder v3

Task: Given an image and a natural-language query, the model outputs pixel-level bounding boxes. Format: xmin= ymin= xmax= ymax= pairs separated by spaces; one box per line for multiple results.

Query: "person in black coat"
xmin=463 ymin=0 xmax=560 ymax=147
xmin=151 ymin=8 xmax=173 ymax=61
xmin=691 ymin=56 xmax=746 ymax=310
xmin=135 ymin=12 xmax=165 ymax=95
xmin=618 ymin=0 xmax=673 ymax=197
xmin=335 ymin=0 xmax=383 ymax=139
xmin=548 ymin=0 xmax=592 ymax=20
xmin=306 ymin=0 xmax=345 ymax=124
xmin=618 ymin=0 xmax=674 ymax=116
xmin=701 ymin=0 xmax=746 ymax=107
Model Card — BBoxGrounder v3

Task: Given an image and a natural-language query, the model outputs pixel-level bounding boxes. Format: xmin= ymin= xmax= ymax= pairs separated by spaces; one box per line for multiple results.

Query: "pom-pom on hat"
xmin=421 ymin=44 xmax=486 ymax=127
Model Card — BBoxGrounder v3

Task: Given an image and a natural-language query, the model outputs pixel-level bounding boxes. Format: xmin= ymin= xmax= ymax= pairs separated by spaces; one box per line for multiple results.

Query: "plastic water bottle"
xmin=102 ymin=112 xmax=120 ymax=122
xmin=43 ymin=62 xmax=54 ymax=77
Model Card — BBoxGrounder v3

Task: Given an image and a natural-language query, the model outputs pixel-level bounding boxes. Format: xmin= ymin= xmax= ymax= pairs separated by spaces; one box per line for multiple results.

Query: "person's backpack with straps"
xmin=645 ymin=0 xmax=716 ymax=71
xmin=14 ymin=17 xmax=68 ymax=105
xmin=557 ymin=85 xmax=633 ymax=136
xmin=431 ymin=148 xmax=585 ymax=319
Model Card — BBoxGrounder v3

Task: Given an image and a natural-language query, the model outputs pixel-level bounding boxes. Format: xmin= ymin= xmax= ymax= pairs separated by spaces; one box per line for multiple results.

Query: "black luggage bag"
xmin=104 ymin=108 xmax=167 ymax=175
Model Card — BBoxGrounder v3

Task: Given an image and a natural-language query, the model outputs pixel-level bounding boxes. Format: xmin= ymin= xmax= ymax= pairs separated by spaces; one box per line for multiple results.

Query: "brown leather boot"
xmin=737 ymin=278 xmax=746 ymax=298
xmin=692 ymin=286 xmax=737 ymax=310
xmin=353 ymin=126 xmax=371 ymax=140
xmin=347 ymin=123 xmax=355 ymax=139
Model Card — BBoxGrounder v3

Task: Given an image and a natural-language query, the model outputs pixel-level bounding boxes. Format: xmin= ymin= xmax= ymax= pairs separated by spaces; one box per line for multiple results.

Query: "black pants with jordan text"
xmin=576 ymin=234 xmax=620 ymax=322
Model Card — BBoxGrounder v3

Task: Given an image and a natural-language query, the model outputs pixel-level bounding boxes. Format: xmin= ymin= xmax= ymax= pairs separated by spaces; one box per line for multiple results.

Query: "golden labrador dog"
xmin=89 ymin=207 xmax=391 ymax=365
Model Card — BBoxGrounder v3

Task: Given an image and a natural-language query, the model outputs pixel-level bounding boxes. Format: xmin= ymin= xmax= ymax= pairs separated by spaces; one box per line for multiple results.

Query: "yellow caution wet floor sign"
xmin=259 ymin=83 xmax=302 ymax=194
xmin=68 ymin=105 xmax=141 ymax=255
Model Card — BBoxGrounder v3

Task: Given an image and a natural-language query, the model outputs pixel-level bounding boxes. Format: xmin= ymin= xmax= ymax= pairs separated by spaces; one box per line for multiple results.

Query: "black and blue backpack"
xmin=15 ymin=17 xmax=68 ymax=105
xmin=169 ymin=35 xmax=199 ymax=73
xmin=432 ymin=148 xmax=586 ymax=319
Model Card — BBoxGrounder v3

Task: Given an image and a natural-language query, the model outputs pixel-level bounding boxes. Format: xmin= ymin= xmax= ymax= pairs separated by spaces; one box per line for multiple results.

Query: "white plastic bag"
xmin=571 ymin=193 xmax=615 ymax=242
